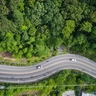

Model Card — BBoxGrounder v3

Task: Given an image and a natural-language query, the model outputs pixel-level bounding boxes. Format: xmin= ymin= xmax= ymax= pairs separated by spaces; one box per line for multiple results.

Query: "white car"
xmin=70 ymin=58 xmax=76 ymax=61
xmin=36 ymin=65 xmax=42 ymax=69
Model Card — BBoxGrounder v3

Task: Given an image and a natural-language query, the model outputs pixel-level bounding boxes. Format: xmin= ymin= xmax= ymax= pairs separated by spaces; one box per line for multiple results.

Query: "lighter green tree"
xmin=62 ymin=20 xmax=75 ymax=38
xmin=79 ymin=21 xmax=92 ymax=32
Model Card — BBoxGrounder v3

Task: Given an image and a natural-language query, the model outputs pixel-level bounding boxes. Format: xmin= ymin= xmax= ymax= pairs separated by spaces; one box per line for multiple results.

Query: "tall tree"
xmin=79 ymin=21 xmax=92 ymax=32
xmin=62 ymin=20 xmax=75 ymax=38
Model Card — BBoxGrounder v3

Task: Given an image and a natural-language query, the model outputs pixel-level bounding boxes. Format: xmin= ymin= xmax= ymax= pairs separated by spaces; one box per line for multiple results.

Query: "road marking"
xmin=0 ymin=60 xmax=96 ymax=75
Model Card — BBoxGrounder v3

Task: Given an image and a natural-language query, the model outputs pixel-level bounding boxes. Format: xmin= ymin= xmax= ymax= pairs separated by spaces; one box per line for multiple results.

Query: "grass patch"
xmin=0 ymin=53 xmax=52 ymax=66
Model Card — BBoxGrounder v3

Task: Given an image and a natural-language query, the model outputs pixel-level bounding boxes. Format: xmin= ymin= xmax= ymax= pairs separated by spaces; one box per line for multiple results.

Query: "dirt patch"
xmin=16 ymin=91 xmax=40 ymax=96
xmin=2 ymin=52 xmax=12 ymax=57
xmin=0 ymin=52 xmax=16 ymax=61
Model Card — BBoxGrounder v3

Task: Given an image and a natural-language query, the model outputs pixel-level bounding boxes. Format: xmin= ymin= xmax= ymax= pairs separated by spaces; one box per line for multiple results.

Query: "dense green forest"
xmin=0 ymin=70 xmax=96 ymax=96
xmin=0 ymin=0 xmax=96 ymax=59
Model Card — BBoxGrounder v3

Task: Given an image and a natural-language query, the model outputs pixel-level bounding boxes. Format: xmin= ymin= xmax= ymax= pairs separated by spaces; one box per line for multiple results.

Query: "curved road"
xmin=0 ymin=54 xmax=96 ymax=83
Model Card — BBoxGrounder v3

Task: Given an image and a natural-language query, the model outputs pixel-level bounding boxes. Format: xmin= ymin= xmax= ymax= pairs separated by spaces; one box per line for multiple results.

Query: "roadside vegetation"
xmin=0 ymin=52 xmax=51 ymax=66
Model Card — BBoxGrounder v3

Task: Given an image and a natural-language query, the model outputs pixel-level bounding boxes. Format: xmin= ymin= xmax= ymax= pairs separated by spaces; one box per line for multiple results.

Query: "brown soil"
xmin=0 ymin=52 xmax=16 ymax=61
xmin=2 ymin=52 xmax=12 ymax=57
xmin=16 ymin=91 xmax=40 ymax=96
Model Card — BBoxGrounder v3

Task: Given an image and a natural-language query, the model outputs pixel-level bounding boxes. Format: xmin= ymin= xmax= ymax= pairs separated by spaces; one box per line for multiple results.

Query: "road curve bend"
xmin=0 ymin=54 xmax=96 ymax=83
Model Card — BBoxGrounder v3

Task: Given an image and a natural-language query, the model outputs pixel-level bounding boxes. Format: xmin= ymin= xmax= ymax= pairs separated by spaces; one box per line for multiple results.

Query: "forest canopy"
xmin=0 ymin=0 xmax=96 ymax=58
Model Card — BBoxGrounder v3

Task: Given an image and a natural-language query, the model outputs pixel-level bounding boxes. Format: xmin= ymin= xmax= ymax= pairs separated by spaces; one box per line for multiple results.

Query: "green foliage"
xmin=79 ymin=21 xmax=92 ymax=32
xmin=0 ymin=0 xmax=95 ymax=59
xmin=22 ymin=31 xmax=29 ymax=41
xmin=30 ymin=1 xmax=45 ymax=26
xmin=13 ymin=9 xmax=24 ymax=26
xmin=92 ymin=27 xmax=96 ymax=34
xmin=89 ymin=11 xmax=96 ymax=23
xmin=17 ymin=1 xmax=24 ymax=11
xmin=76 ymin=34 xmax=87 ymax=45
xmin=20 ymin=25 xmax=28 ymax=31
xmin=0 ymin=0 xmax=9 ymax=16
xmin=62 ymin=20 xmax=75 ymax=38
xmin=26 ymin=0 xmax=36 ymax=8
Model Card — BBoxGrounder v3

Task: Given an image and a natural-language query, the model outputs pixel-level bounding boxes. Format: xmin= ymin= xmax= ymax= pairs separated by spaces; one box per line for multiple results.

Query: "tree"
xmin=0 ymin=0 xmax=9 ymax=16
xmin=13 ymin=9 xmax=24 ymax=26
xmin=50 ymin=13 xmax=64 ymax=36
xmin=63 ymin=0 xmax=78 ymax=5
xmin=62 ymin=20 xmax=75 ymax=38
xmin=79 ymin=21 xmax=92 ymax=32
xmin=26 ymin=52 xmax=32 ymax=58
xmin=61 ymin=0 xmax=88 ymax=23
xmin=34 ymin=45 xmax=45 ymax=56
xmin=28 ymin=25 xmax=37 ymax=36
xmin=22 ymin=31 xmax=29 ymax=41
xmin=25 ymin=0 xmax=36 ymax=8
xmin=43 ymin=0 xmax=60 ymax=24
xmin=14 ymin=34 xmax=21 ymax=44
xmin=17 ymin=50 xmax=23 ymax=58
xmin=89 ymin=11 xmax=96 ymax=23
xmin=31 ymin=1 xmax=45 ymax=26
xmin=20 ymin=25 xmax=28 ymax=31
xmin=17 ymin=0 xmax=24 ymax=12
xmin=0 ymin=16 xmax=17 ymax=35
xmin=92 ymin=27 xmax=96 ymax=35
xmin=76 ymin=34 xmax=87 ymax=45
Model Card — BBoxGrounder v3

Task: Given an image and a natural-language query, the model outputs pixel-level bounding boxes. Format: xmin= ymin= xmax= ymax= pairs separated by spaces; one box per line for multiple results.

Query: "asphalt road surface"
xmin=0 ymin=54 xmax=96 ymax=83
